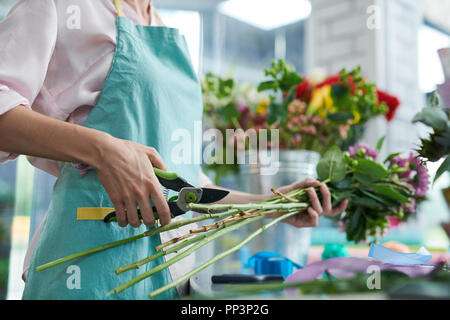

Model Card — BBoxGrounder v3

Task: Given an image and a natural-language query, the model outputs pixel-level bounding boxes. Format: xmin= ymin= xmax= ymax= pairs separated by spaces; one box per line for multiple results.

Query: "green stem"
xmin=115 ymin=222 xmax=236 ymax=275
xmin=36 ymin=233 xmax=147 ymax=272
xmin=148 ymin=210 xmax=300 ymax=299
xmin=188 ymin=202 xmax=309 ymax=212
xmin=36 ymin=210 xmax=237 ymax=272
xmin=108 ymin=215 xmax=265 ymax=296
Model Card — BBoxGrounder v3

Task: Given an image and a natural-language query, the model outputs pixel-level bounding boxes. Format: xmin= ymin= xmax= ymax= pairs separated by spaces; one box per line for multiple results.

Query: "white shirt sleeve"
xmin=0 ymin=0 xmax=57 ymax=162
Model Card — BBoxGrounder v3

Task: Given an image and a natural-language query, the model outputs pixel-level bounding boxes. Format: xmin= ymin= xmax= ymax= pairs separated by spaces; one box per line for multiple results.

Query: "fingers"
xmin=295 ymin=178 xmax=321 ymax=190
xmin=151 ymin=189 xmax=171 ymax=225
xmin=307 ymin=187 xmax=323 ymax=215
xmin=124 ymin=196 xmax=141 ymax=228
xmin=332 ymin=199 xmax=349 ymax=216
xmin=306 ymin=207 xmax=319 ymax=227
xmin=319 ymin=183 xmax=332 ymax=214
xmin=112 ymin=200 xmax=128 ymax=227
xmin=145 ymin=146 xmax=167 ymax=171
xmin=147 ymin=170 xmax=171 ymax=225
xmin=138 ymin=197 xmax=155 ymax=227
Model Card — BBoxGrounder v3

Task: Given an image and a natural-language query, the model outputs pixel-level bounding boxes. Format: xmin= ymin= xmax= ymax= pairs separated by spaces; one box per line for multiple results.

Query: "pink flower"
xmin=411 ymin=157 xmax=430 ymax=197
xmin=388 ymin=213 xmax=407 ymax=229
xmin=390 ymin=153 xmax=430 ymax=197
xmin=339 ymin=124 xmax=349 ymax=139
xmin=348 ymin=142 xmax=378 ymax=161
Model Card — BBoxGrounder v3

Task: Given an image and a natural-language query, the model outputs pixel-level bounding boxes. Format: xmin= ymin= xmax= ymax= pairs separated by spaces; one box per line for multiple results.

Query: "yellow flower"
xmin=255 ymin=99 xmax=269 ymax=115
xmin=352 ymin=110 xmax=361 ymax=124
xmin=308 ymin=85 xmax=334 ymax=117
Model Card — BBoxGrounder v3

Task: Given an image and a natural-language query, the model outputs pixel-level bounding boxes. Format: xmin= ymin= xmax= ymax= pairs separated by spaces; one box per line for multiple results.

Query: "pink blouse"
xmin=2 ymin=1 xmax=210 ymax=290
xmin=0 ymin=0 xmax=212 ymax=186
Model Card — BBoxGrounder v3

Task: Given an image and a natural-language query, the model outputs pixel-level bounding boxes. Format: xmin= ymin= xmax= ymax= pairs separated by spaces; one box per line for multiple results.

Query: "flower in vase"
xmin=255 ymin=100 xmax=270 ymax=115
xmin=377 ymin=89 xmax=400 ymax=122
xmin=295 ymin=77 xmax=311 ymax=100
xmin=308 ymin=85 xmax=334 ymax=117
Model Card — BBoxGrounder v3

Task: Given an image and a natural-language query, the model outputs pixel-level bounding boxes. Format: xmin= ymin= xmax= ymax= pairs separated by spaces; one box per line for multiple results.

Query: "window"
xmin=418 ymin=23 xmax=450 ymax=93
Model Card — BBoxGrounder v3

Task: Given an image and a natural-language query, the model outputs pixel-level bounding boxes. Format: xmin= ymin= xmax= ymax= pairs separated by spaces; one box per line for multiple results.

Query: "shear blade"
xmin=198 ymin=188 xmax=229 ymax=204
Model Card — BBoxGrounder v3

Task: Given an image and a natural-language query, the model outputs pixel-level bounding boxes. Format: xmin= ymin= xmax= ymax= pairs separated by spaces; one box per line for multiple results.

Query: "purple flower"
xmin=410 ymin=157 xmax=430 ymax=197
xmin=390 ymin=153 xmax=430 ymax=197
xmin=237 ymin=104 xmax=249 ymax=113
xmin=348 ymin=142 xmax=378 ymax=161
xmin=403 ymin=198 xmax=416 ymax=214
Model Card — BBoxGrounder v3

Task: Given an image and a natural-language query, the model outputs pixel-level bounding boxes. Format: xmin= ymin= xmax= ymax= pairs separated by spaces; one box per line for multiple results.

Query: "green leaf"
xmin=282 ymin=86 xmax=297 ymax=108
xmin=360 ymin=189 xmax=394 ymax=206
xmin=353 ymin=159 xmax=388 ymax=184
xmin=331 ymin=84 xmax=350 ymax=99
xmin=371 ymin=184 xmax=411 ymax=203
xmin=384 ymin=152 xmax=401 ymax=163
xmin=279 ymin=72 xmax=302 ymax=92
xmin=332 ymin=177 xmax=352 ymax=189
xmin=327 ymin=112 xmax=355 ymax=122
xmin=316 ymin=146 xmax=347 ymax=182
xmin=221 ymin=103 xmax=241 ymax=124
xmin=429 ymin=91 xmax=441 ymax=107
xmin=412 ymin=107 xmax=448 ymax=131
xmin=376 ymin=136 xmax=386 ymax=152
xmin=434 ymin=155 xmax=450 ymax=184
xmin=257 ymin=80 xmax=278 ymax=92
xmin=351 ymin=196 xmax=383 ymax=209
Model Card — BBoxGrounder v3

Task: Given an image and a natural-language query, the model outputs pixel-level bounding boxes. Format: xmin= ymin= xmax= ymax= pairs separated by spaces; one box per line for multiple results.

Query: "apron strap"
xmin=114 ymin=0 xmax=164 ymax=26
xmin=152 ymin=7 xmax=166 ymax=27
xmin=113 ymin=0 xmax=124 ymax=17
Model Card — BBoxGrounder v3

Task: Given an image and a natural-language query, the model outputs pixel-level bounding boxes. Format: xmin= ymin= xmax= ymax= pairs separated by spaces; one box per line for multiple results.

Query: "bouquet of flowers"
xmin=256 ymin=59 xmax=399 ymax=151
xmin=335 ymin=140 xmax=429 ymax=239
xmin=201 ymin=60 xmax=400 ymax=182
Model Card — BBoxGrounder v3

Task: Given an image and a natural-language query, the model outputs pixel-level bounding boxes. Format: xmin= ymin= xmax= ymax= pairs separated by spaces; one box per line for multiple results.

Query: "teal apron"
xmin=22 ymin=2 xmax=202 ymax=300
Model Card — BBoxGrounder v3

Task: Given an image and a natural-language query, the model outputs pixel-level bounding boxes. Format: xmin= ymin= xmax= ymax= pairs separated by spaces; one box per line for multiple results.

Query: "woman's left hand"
xmin=275 ymin=178 xmax=348 ymax=228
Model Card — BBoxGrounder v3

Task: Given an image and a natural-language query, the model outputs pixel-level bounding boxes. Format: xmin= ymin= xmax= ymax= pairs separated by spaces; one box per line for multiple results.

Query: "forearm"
xmin=0 ymin=105 xmax=110 ymax=168
xmin=204 ymin=184 xmax=268 ymax=204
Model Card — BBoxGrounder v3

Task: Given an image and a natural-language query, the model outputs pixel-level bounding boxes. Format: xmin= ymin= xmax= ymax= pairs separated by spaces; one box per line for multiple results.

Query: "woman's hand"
xmin=275 ymin=178 xmax=348 ymax=228
xmin=95 ymin=135 xmax=171 ymax=228
xmin=0 ymin=106 xmax=170 ymax=228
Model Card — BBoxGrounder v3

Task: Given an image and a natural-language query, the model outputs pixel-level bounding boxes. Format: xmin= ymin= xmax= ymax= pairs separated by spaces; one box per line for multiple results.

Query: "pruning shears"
xmin=101 ymin=168 xmax=229 ymax=223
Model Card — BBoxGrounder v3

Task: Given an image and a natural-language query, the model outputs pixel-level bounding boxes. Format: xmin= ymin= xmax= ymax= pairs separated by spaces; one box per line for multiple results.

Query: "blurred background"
xmin=0 ymin=0 xmax=449 ymax=299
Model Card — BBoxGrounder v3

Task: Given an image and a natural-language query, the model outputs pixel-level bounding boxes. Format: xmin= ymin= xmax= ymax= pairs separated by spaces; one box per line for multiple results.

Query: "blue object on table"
xmin=368 ymin=243 xmax=434 ymax=266
xmin=321 ymin=243 xmax=350 ymax=260
xmin=247 ymin=251 xmax=302 ymax=279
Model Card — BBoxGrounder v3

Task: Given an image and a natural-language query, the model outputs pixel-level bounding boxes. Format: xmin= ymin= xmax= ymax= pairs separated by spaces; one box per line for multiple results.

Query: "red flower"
xmin=295 ymin=78 xmax=310 ymax=100
xmin=316 ymin=74 xmax=341 ymax=88
xmin=316 ymin=74 xmax=358 ymax=95
xmin=377 ymin=89 xmax=400 ymax=122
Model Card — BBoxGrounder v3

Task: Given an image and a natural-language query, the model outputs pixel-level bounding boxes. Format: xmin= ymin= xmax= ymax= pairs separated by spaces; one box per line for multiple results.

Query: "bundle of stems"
xmin=36 ymin=185 xmax=314 ymax=299
xmin=36 ymin=143 xmax=426 ymax=299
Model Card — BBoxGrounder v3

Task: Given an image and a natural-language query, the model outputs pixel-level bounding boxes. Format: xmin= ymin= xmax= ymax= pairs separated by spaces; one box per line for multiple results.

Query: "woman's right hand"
xmin=94 ymin=135 xmax=171 ymax=228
